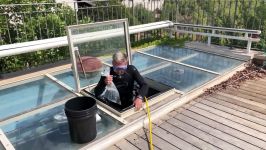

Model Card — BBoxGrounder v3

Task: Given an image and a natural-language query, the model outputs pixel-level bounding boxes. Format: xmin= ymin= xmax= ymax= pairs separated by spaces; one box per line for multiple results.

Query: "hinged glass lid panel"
xmin=66 ymin=19 xmax=131 ymax=92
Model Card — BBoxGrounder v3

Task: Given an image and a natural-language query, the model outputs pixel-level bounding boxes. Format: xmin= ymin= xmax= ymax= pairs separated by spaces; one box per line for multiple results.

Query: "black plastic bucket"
xmin=65 ymin=96 xmax=97 ymax=144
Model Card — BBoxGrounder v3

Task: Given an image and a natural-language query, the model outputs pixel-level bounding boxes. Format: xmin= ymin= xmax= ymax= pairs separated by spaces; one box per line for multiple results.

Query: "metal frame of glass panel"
xmin=66 ymin=19 xmax=131 ymax=92
xmin=0 ymin=129 xmax=15 ymax=150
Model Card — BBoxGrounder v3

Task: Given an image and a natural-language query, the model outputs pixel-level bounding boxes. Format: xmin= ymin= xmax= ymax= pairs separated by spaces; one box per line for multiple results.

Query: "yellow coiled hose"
xmin=144 ymin=97 xmax=154 ymax=150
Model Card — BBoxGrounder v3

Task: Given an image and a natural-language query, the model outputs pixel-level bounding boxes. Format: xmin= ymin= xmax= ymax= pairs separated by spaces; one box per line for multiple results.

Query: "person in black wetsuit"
xmin=94 ymin=51 xmax=148 ymax=110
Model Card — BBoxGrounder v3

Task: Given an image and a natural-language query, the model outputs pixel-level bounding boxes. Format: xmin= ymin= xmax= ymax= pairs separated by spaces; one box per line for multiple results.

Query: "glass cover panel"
xmin=0 ymin=105 xmax=122 ymax=150
xmin=68 ymin=21 xmax=129 ymax=90
xmin=0 ymin=77 xmax=75 ymax=120
xmin=0 ymin=142 xmax=4 ymax=150
xmin=133 ymin=53 xmax=217 ymax=92
xmin=53 ymin=66 xmax=108 ymax=89
xmin=143 ymin=46 xmax=244 ymax=73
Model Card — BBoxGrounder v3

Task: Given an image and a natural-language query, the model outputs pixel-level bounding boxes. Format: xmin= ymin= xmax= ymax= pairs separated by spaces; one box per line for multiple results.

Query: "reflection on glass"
xmin=0 ymin=77 xmax=74 ymax=120
xmin=144 ymin=46 xmax=243 ymax=73
xmin=68 ymin=21 xmax=128 ymax=90
xmin=133 ymin=53 xmax=217 ymax=92
xmin=53 ymin=65 xmax=109 ymax=89
xmin=1 ymin=105 xmax=122 ymax=150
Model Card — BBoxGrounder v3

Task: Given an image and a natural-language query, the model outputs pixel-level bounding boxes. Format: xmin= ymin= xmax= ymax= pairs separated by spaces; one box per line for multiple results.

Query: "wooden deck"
xmin=109 ymin=77 xmax=266 ymax=150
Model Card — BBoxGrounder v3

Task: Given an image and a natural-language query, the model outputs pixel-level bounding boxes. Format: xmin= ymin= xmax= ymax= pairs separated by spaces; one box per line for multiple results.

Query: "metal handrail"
xmin=173 ymin=23 xmax=261 ymax=53
xmin=174 ymin=23 xmax=261 ymax=34
xmin=0 ymin=21 xmax=173 ymax=58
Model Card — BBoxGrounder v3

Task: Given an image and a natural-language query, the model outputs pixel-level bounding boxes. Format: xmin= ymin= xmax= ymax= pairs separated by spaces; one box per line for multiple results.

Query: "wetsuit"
xmin=94 ymin=65 xmax=148 ymax=109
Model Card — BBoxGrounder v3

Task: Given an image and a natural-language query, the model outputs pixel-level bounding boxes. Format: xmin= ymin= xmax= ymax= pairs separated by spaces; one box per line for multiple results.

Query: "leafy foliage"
xmin=1 ymin=0 xmax=266 ymax=74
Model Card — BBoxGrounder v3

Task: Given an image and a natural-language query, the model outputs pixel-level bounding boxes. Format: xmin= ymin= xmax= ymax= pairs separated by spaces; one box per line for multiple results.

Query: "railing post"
xmin=207 ymin=36 xmax=211 ymax=46
xmin=247 ymin=40 xmax=252 ymax=54
xmin=74 ymin=1 xmax=79 ymax=24
xmin=132 ymin=0 xmax=134 ymax=25
xmin=207 ymin=29 xmax=215 ymax=46
xmin=169 ymin=27 xmax=174 ymax=38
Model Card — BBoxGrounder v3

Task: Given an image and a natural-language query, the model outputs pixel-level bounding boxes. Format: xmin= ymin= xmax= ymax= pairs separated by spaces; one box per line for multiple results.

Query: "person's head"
xmin=112 ymin=51 xmax=128 ymax=75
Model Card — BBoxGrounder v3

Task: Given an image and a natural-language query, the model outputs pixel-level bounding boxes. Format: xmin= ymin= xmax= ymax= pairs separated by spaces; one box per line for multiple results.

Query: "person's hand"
xmin=134 ymin=98 xmax=143 ymax=111
xmin=104 ymin=75 xmax=113 ymax=85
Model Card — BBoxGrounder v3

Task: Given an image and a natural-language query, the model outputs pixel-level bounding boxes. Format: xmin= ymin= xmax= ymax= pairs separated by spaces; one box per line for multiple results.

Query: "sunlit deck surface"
xmin=110 ymin=77 xmax=266 ymax=150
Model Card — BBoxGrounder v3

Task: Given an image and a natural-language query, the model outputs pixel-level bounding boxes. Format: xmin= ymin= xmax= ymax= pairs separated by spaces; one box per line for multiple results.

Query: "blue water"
xmin=0 ymin=77 xmax=74 ymax=120
xmin=144 ymin=46 xmax=243 ymax=73
xmin=1 ymin=105 xmax=122 ymax=150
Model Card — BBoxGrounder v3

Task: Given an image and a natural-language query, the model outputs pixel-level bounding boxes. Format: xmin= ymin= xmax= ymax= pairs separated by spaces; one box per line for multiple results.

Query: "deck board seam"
xmin=179 ymin=111 xmax=266 ymax=149
xmin=113 ymin=145 xmax=122 ymax=150
xmin=238 ymin=86 xmax=266 ymax=97
xmin=152 ymin=124 xmax=198 ymax=150
xmin=223 ymin=90 xmax=266 ymax=105
xmin=193 ymin=103 xmax=266 ymax=134
xmin=125 ymin=134 xmax=155 ymax=150
xmin=123 ymin=139 xmax=141 ymax=150
xmin=205 ymin=96 xmax=266 ymax=120
xmin=210 ymin=94 xmax=266 ymax=115
xmin=138 ymin=129 xmax=182 ymax=150
xmin=182 ymin=109 xmax=266 ymax=149
xmin=230 ymin=87 xmax=266 ymax=99
xmin=156 ymin=122 xmax=218 ymax=150
xmin=173 ymin=113 xmax=264 ymax=150
xmin=163 ymin=120 xmax=223 ymax=150
xmin=165 ymin=120 xmax=224 ymax=150
xmin=217 ymin=92 xmax=266 ymax=109
xmin=198 ymin=99 xmax=266 ymax=128
xmin=226 ymin=88 xmax=266 ymax=103
xmin=188 ymin=106 xmax=266 ymax=142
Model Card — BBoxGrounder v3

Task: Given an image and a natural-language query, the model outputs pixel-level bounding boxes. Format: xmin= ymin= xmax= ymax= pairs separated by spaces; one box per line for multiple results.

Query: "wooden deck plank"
xmin=107 ymin=145 xmax=121 ymax=150
xmin=135 ymin=128 xmax=180 ymax=150
xmin=134 ymin=117 xmax=200 ymax=150
xmin=159 ymin=122 xmax=220 ymax=150
xmin=248 ymin=78 xmax=266 ymax=84
xmin=194 ymin=102 xmax=266 ymax=133
xmin=167 ymin=118 xmax=242 ymax=150
xmin=224 ymin=88 xmax=266 ymax=105
xmin=230 ymin=86 xmax=266 ymax=100
xmin=115 ymin=139 xmax=139 ymax=150
xmin=188 ymin=105 xmax=266 ymax=141
xmin=153 ymin=125 xmax=200 ymax=150
xmin=240 ymin=85 xmax=266 ymax=97
xmin=206 ymin=96 xmax=266 ymax=120
xmin=181 ymin=109 xmax=266 ymax=149
xmin=126 ymin=133 xmax=160 ymax=150
xmin=231 ymin=87 xmax=266 ymax=100
xmin=260 ymin=78 xmax=266 ymax=82
xmin=136 ymin=124 xmax=200 ymax=150
xmin=174 ymin=113 xmax=262 ymax=150
xmin=217 ymin=92 xmax=266 ymax=110
xmin=244 ymin=81 xmax=266 ymax=89
xmin=213 ymin=93 xmax=266 ymax=115
xmin=199 ymin=99 xmax=266 ymax=127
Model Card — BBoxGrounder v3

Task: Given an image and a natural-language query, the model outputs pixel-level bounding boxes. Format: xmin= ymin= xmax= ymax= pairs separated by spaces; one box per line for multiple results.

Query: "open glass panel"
xmin=66 ymin=19 xmax=131 ymax=92
xmin=0 ymin=143 xmax=4 ymax=150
